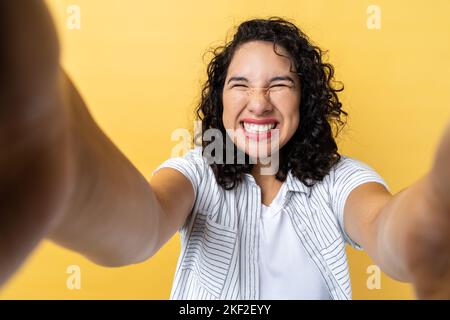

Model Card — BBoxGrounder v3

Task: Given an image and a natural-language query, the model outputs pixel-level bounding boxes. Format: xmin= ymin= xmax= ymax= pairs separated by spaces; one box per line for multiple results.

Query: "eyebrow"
xmin=227 ymin=75 xmax=295 ymax=85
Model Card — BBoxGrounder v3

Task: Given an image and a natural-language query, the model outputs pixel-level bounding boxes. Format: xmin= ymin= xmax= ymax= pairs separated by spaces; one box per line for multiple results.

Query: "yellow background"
xmin=1 ymin=0 xmax=449 ymax=299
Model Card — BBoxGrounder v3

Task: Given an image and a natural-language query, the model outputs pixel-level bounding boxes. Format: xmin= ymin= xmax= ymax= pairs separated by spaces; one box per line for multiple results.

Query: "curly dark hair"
xmin=194 ymin=17 xmax=347 ymax=190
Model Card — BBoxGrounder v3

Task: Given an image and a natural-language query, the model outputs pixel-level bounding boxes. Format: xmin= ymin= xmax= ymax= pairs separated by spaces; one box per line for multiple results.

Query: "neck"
xmin=251 ymin=160 xmax=278 ymax=187
xmin=250 ymin=151 xmax=280 ymax=177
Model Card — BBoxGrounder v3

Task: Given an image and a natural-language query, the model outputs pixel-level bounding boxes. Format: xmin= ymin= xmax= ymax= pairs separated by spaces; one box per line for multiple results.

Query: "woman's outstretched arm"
xmin=0 ymin=0 xmax=71 ymax=287
xmin=343 ymin=121 xmax=450 ymax=299
xmin=0 ymin=1 xmax=194 ymax=287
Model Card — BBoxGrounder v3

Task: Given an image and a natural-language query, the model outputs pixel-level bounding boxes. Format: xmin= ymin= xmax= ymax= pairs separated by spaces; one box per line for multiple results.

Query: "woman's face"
xmin=222 ymin=40 xmax=301 ymax=161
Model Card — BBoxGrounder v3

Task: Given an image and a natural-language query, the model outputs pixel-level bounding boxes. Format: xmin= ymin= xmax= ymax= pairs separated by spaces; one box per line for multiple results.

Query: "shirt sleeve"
xmin=151 ymin=147 xmax=205 ymax=197
xmin=330 ymin=156 xmax=390 ymax=250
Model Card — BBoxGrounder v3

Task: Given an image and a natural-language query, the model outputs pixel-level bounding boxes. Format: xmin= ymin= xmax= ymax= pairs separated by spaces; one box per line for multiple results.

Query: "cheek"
xmin=222 ymin=93 xmax=245 ymax=128
xmin=291 ymin=112 xmax=300 ymax=134
xmin=280 ymin=105 xmax=300 ymax=140
xmin=292 ymin=110 xmax=300 ymax=127
xmin=281 ymin=103 xmax=300 ymax=124
xmin=223 ymin=92 xmax=247 ymax=110
xmin=222 ymin=106 xmax=240 ymax=131
xmin=222 ymin=110 xmax=232 ymax=129
xmin=288 ymin=96 xmax=301 ymax=124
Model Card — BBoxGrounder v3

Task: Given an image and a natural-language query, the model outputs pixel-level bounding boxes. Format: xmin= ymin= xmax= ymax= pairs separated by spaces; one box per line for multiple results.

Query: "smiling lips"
xmin=240 ymin=118 xmax=279 ymax=140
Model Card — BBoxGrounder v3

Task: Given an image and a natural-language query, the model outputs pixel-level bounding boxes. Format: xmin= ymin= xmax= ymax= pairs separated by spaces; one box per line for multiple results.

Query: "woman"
xmin=1 ymin=2 xmax=449 ymax=299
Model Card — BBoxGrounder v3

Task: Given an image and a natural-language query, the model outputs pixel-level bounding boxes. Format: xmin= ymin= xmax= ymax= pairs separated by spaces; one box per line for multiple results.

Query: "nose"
xmin=246 ymin=87 xmax=273 ymax=115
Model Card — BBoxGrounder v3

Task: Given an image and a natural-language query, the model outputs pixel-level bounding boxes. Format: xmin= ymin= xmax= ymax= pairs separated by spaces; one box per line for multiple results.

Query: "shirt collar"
xmin=244 ymin=170 xmax=310 ymax=195
xmin=285 ymin=170 xmax=310 ymax=194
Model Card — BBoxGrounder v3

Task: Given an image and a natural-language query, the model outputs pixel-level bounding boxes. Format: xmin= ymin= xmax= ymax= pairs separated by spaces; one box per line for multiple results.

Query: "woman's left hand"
xmin=406 ymin=122 xmax=450 ymax=299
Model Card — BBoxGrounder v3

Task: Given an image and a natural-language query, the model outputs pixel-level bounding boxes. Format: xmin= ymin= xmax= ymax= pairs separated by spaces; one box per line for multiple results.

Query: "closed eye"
xmin=231 ymin=84 xmax=287 ymax=88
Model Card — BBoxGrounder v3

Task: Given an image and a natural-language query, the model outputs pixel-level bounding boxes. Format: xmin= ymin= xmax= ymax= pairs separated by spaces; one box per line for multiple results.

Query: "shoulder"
xmin=327 ymin=155 xmax=389 ymax=190
xmin=296 ymin=155 xmax=382 ymax=195
xmin=153 ymin=146 xmax=218 ymax=194
xmin=154 ymin=146 xmax=208 ymax=174
xmin=332 ymin=155 xmax=375 ymax=173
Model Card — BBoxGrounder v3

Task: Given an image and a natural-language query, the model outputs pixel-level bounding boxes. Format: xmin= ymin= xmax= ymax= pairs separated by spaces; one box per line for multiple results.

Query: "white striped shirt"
xmin=152 ymin=147 xmax=389 ymax=300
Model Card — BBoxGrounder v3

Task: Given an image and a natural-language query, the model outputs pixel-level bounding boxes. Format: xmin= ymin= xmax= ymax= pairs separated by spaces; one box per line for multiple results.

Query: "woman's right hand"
xmin=0 ymin=1 xmax=74 ymax=286
xmin=0 ymin=1 xmax=195 ymax=289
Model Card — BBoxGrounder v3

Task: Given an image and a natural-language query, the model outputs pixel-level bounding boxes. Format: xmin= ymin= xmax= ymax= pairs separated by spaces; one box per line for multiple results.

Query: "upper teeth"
xmin=243 ymin=122 xmax=276 ymax=133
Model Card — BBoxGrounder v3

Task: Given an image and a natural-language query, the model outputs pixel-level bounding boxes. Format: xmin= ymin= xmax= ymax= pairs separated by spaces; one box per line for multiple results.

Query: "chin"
xmin=236 ymin=139 xmax=281 ymax=163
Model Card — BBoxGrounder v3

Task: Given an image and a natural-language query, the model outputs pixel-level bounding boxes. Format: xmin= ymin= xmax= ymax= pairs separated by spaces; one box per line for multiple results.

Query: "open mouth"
xmin=240 ymin=121 xmax=279 ymax=140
